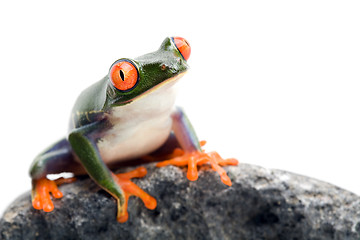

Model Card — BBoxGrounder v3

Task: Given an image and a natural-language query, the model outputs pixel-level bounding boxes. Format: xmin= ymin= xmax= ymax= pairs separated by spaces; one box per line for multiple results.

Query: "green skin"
xmin=29 ymin=37 xmax=201 ymax=217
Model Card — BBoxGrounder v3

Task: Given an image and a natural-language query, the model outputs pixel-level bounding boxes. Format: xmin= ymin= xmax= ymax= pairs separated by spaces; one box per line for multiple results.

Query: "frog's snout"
xmin=172 ymin=37 xmax=191 ymax=61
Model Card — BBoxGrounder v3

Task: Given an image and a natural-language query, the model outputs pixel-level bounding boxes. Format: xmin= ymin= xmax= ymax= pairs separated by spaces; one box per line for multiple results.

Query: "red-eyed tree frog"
xmin=29 ymin=37 xmax=238 ymax=223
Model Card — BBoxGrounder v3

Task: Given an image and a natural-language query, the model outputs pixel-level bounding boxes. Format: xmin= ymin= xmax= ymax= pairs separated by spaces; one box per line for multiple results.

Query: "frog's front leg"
xmin=68 ymin=121 xmax=156 ymax=223
xmin=157 ymin=107 xmax=239 ymax=186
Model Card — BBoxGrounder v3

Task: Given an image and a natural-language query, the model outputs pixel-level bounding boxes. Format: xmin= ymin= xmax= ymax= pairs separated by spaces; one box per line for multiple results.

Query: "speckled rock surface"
xmin=1 ymin=163 xmax=360 ymax=240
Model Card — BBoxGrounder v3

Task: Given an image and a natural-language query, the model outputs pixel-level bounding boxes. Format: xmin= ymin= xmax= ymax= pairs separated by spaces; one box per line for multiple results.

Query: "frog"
xmin=29 ymin=36 xmax=239 ymax=223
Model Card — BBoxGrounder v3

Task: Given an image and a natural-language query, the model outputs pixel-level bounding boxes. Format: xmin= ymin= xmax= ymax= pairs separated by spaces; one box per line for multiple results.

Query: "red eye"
xmin=172 ymin=37 xmax=191 ymax=61
xmin=109 ymin=60 xmax=139 ymax=91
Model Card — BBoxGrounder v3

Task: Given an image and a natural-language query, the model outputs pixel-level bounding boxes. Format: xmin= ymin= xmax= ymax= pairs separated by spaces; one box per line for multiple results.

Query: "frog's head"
xmin=107 ymin=37 xmax=191 ymax=106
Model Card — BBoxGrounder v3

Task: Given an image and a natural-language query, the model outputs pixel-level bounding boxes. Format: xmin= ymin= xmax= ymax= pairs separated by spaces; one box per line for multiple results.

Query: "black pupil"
xmin=119 ymin=70 xmax=125 ymax=81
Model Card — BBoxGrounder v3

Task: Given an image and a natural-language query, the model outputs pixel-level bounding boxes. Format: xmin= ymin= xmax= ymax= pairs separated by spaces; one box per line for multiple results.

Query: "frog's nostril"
xmin=172 ymin=37 xmax=191 ymax=61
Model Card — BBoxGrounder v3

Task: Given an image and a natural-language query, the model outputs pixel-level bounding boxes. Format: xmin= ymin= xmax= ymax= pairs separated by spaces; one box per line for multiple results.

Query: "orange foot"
xmin=32 ymin=177 xmax=76 ymax=212
xmin=113 ymin=167 xmax=157 ymax=223
xmin=156 ymin=141 xmax=238 ymax=186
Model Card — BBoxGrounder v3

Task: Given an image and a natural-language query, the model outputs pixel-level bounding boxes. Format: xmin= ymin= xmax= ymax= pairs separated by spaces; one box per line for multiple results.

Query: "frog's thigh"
xmin=29 ymin=138 xmax=83 ymax=180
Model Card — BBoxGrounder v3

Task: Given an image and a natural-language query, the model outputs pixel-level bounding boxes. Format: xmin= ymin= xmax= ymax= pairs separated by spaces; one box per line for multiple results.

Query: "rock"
xmin=1 ymin=163 xmax=360 ymax=240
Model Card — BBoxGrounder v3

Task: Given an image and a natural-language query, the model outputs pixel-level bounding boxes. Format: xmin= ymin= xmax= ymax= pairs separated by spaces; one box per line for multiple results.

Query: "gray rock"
xmin=1 ymin=163 xmax=359 ymax=240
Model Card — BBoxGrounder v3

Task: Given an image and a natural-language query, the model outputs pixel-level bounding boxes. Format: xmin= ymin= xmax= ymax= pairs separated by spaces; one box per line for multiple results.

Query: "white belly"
xmin=98 ymin=83 xmax=177 ymax=164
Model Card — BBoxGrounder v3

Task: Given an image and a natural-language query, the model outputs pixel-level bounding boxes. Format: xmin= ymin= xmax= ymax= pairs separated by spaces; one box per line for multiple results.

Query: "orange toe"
xmin=187 ymin=155 xmax=199 ymax=181
xmin=117 ymin=212 xmax=129 ymax=223
xmin=43 ymin=201 xmax=54 ymax=212
xmin=32 ymin=195 xmax=42 ymax=210
xmin=116 ymin=194 xmax=130 ymax=223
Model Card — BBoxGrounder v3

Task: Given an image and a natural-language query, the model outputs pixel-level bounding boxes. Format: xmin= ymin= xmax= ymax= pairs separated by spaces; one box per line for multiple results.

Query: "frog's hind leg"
xmin=30 ymin=138 xmax=83 ymax=212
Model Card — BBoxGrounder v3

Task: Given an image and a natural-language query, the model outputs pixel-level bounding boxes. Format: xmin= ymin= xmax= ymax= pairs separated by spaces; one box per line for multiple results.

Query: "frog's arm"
xmin=157 ymin=107 xmax=238 ymax=186
xmin=68 ymin=120 xmax=156 ymax=222
xmin=68 ymin=121 xmax=125 ymax=203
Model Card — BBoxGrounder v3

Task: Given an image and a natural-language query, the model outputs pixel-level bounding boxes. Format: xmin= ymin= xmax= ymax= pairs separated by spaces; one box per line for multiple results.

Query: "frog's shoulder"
xmin=69 ymin=76 xmax=110 ymax=130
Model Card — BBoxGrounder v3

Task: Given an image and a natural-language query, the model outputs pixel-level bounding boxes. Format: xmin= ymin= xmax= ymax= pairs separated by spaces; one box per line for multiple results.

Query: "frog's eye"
xmin=172 ymin=37 xmax=191 ymax=61
xmin=109 ymin=60 xmax=139 ymax=91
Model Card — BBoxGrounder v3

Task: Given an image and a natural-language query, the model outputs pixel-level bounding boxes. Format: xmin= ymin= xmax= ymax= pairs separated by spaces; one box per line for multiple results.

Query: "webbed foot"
xmin=156 ymin=141 xmax=238 ymax=186
xmin=113 ymin=167 xmax=157 ymax=223
xmin=32 ymin=177 xmax=76 ymax=212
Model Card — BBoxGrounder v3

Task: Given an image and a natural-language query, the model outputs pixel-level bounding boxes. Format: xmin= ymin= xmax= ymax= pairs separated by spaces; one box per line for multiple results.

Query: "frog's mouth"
xmin=128 ymin=71 xmax=188 ymax=104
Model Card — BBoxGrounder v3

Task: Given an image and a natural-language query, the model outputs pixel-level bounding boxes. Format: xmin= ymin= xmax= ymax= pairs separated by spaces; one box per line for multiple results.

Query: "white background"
xmin=0 ymin=1 xmax=359 ymax=215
